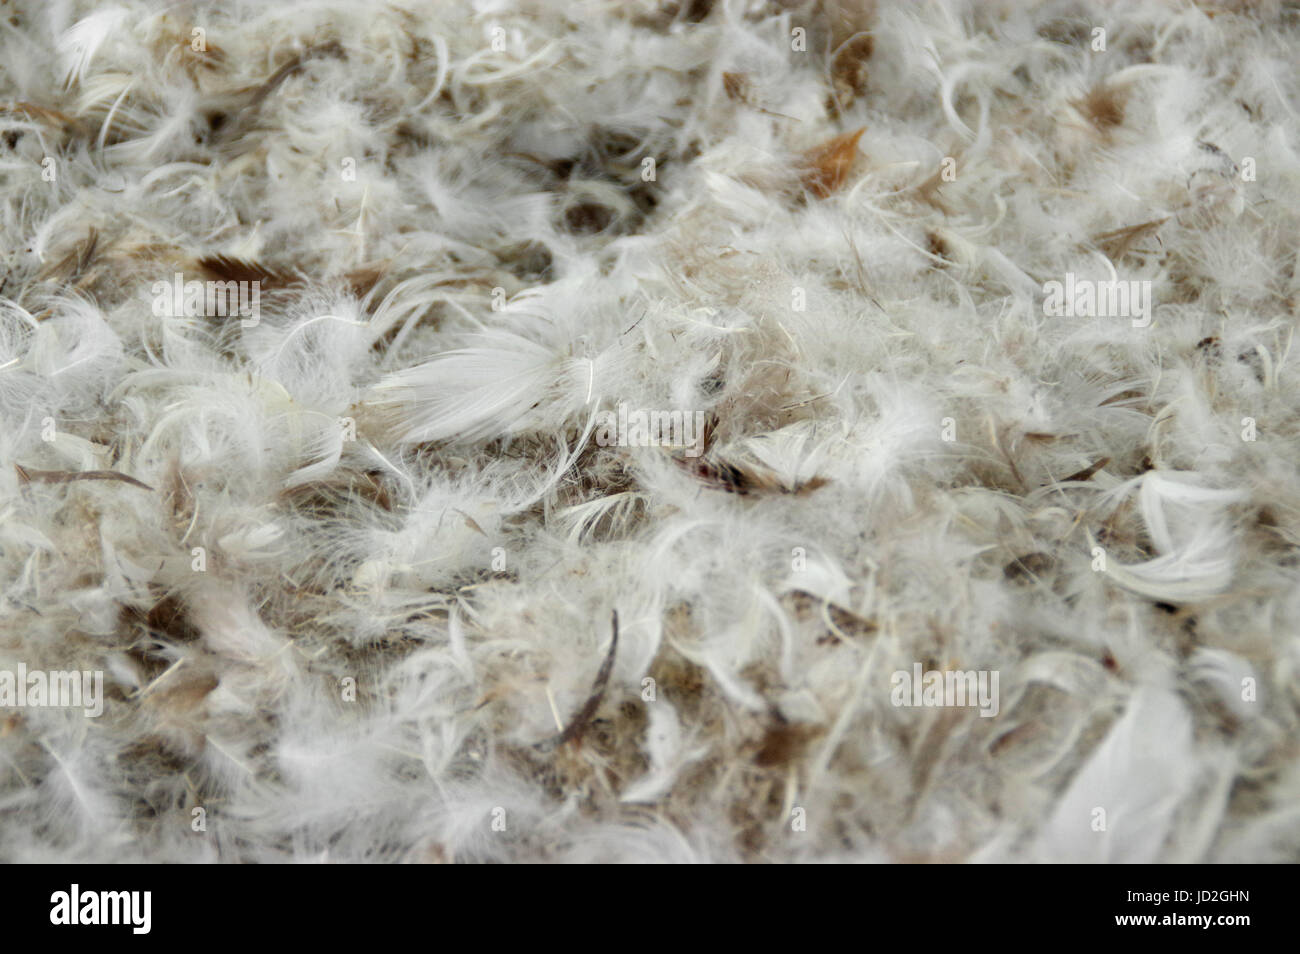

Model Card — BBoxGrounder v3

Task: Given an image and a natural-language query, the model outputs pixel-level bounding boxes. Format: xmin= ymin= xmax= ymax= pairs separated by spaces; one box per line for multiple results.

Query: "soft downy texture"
xmin=0 ymin=0 xmax=1298 ymax=863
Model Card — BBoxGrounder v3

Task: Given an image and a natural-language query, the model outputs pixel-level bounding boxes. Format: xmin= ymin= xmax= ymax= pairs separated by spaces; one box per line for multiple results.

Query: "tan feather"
xmin=801 ymin=127 xmax=866 ymax=199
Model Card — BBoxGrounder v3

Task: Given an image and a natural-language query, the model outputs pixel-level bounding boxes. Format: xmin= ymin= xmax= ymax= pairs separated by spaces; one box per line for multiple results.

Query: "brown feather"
xmin=536 ymin=611 xmax=619 ymax=752
xmin=678 ymin=456 xmax=830 ymax=496
xmin=197 ymin=254 xmax=298 ymax=290
xmin=1060 ymin=457 xmax=1111 ymax=483
xmin=15 ymin=464 xmax=153 ymax=492
xmin=801 ymin=127 xmax=867 ymax=199
xmin=2 ymin=101 xmax=77 ymax=130
xmin=1091 ymin=218 xmax=1168 ymax=261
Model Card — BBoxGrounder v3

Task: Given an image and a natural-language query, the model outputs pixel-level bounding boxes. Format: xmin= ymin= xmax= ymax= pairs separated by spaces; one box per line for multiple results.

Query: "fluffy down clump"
xmin=1 ymin=0 xmax=1298 ymax=863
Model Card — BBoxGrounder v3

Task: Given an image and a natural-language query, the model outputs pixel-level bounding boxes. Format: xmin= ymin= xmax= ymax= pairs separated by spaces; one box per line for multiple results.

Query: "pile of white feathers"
xmin=1 ymin=0 xmax=1299 ymax=862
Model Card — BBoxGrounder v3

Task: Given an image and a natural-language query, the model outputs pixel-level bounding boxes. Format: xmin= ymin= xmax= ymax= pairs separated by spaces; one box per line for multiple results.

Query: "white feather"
xmin=1034 ymin=687 xmax=1195 ymax=863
